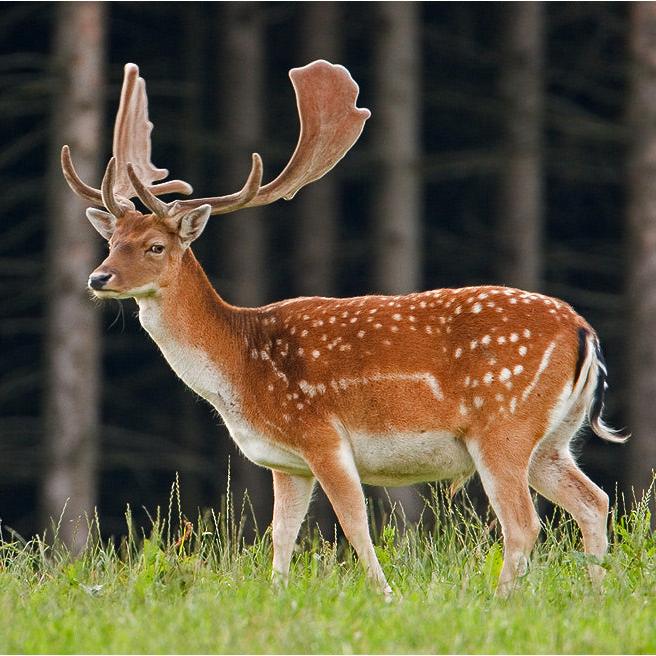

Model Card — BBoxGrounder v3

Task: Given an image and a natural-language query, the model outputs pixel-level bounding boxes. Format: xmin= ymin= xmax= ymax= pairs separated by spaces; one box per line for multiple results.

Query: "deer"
xmin=61 ymin=60 xmax=628 ymax=598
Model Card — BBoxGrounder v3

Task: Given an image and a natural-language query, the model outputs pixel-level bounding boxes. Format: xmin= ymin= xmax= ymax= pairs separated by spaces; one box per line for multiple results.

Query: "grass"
xmin=1 ymin=480 xmax=655 ymax=655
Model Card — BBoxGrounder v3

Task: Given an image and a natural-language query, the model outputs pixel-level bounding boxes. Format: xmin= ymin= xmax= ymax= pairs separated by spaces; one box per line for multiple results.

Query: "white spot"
xmin=312 ymin=319 xmax=324 ymax=327
xmin=523 ymin=328 xmax=531 ymax=338
xmin=297 ymin=347 xmax=304 ymax=356
xmin=518 ymin=345 xmax=528 ymax=356
xmin=383 ymin=339 xmax=391 ymax=346
xmin=357 ymin=330 xmax=365 ymax=338
xmin=455 ymin=347 xmax=463 ymax=359
xmin=251 ymin=349 xmax=259 ymax=359
xmin=481 ymin=335 xmax=491 ymax=345
xmin=499 ymin=368 xmax=511 ymax=382
xmin=297 ymin=403 xmax=304 ymax=410
xmin=425 ymin=325 xmax=433 ymax=334
xmin=494 ymin=393 xmax=504 ymax=402
xmin=510 ymin=333 xmax=518 ymax=342
xmin=477 ymin=293 xmax=489 ymax=300
xmin=470 ymin=339 xmax=478 ymax=350
xmin=339 ymin=344 xmax=352 ymax=352
xmin=329 ymin=316 xmax=336 ymax=324
xmin=473 ymin=396 xmax=484 ymax=409
xmin=509 ymin=397 xmax=517 ymax=414
xmin=459 ymin=402 xmax=468 ymax=416
xmin=471 ymin=303 xmax=482 ymax=314
xmin=392 ymin=313 xmax=402 ymax=321
xmin=483 ymin=372 xmax=494 ymax=385
xmin=497 ymin=336 xmax=506 ymax=344
xmin=369 ymin=308 xmax=378 ymax=314
xmin=290 ymin=327 xmax=297 ymax=335
xmin=391 ymin=325 xmax=399 ymax=333
xmin=513 ymin=365 xmax=524 ymax=376
xmin=509 ymin=298 xmax=517 ymax=304
xmin=267 ymin=384 xmax=274 ymax=392
xmin=374 ymin=323 xmax=383 ymax=329
xmin=350 ymin=317 xmax=357 ymax=324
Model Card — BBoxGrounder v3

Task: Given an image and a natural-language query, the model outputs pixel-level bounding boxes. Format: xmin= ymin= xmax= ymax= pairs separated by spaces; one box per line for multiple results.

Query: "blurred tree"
xmin=177 ymin=1 xmax=206 ymax=520
xmin=294 ymin=2 xmax=340 ymax=298
xmin=216 ymin=1 xmax=272 ymax=530
xmin=370 ymin=2 xmax=424 ymax=521
xmin=496 ymin=2 xmax=545 ymax=292
xmin=626 ymin=1 xmax=656 ymax=497
xmin=41 ymin=1 xmax=106 ymax=552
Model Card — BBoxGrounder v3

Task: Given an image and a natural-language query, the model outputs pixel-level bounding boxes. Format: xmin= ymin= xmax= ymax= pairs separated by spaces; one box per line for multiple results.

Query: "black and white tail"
xmin=586 ymin=331 xmax=630 ymax=444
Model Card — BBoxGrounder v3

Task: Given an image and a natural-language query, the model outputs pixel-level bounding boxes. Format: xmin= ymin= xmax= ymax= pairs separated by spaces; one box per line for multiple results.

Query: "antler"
xmin=129 ymin=60 xmax=371 ymax=217
xmin=61 ymin=63 xmax=193 ymax=214
xmin=64 ymin=60 xmax=370 ymax=220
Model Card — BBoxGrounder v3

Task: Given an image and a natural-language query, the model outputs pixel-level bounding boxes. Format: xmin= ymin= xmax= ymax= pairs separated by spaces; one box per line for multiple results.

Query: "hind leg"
xmin=529 ymin=417 xmax=609 ymax=584
xmin=467 ymin=437 xmax=541 ymax=597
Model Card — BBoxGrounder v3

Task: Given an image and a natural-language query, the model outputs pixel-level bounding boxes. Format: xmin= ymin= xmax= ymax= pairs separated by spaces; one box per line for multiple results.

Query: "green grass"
xmin=1 ymin=482 xmax=655 ymax=654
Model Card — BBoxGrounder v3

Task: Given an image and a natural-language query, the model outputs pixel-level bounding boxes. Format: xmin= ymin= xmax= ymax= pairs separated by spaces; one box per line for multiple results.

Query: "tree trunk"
xmin=294 ymin=2 xmax=340 ymax=298
xmin=370 ymin=3 xmax=424 ymax=522
xmin=626 ymin=1 xmax=656 ymax=497
xmin=217 ymin=2 xmax=268 ymax=307
xmin=177 ymin=2 xmax=206 ymax=521
xmin=371 ymin=2 xmax=422 ymax=295
xmin=216 ymin=2 xmax=271 ymax=531
xmin=496 ymin=2 xmax=545 ymax=292
xmin=41 ymin=1 xmax=105 ymax=552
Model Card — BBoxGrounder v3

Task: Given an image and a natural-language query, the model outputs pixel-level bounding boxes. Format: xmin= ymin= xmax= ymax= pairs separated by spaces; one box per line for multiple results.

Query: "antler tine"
xmin=172 ymin=60 xmax=369 ymax=217
xmin=175 ymin=153 xmax=263 ymax=215
xmin=101 ymin=158 xmax=130 ymax=218
xmin=61 ymin=145 xmax=103 ymax=206
xmin=126 ymin=163 xmax=171 ymax=217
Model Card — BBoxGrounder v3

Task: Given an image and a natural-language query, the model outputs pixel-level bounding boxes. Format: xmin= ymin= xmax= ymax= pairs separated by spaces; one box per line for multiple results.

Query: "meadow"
xmin=1 ymin=482 xmax=655 ymax=654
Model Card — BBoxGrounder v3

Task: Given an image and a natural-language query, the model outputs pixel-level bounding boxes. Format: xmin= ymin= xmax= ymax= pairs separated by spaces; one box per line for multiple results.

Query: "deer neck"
xmin=136 ymin=250 xmax=248 ymax=413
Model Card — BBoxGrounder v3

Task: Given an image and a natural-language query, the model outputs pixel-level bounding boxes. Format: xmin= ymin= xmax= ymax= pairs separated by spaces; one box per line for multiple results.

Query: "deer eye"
xmin=148 ymin=244 xmax=165 ymax=254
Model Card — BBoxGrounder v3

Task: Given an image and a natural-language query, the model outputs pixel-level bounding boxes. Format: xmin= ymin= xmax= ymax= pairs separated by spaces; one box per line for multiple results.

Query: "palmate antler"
xmin=61 ymin=64 xmax=193 ymax=214
xmin=62 ymin=60 xmax=370 ymax=220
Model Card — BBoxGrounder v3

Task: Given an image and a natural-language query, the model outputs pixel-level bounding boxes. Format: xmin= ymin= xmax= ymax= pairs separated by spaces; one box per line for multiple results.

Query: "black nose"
xmin=88 ymin=272 xmax=113 ymax=290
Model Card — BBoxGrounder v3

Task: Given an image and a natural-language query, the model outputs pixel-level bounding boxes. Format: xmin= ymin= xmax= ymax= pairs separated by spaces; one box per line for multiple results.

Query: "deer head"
xmin=62 ymin=61 xmax=370 ymax=298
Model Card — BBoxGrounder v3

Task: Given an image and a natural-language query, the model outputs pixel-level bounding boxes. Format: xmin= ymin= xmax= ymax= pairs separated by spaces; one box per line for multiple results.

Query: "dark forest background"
xmin=1 ymin=1 xmax=655 ymax=549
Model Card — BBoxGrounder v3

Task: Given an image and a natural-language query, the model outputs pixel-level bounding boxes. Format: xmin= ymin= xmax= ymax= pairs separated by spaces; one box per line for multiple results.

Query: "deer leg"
xmin=467 ymin=438 xmax=541 ymax=597
xmin=529 ymin=445 xmax=609 ymax=585
xmin=271 ymin=471 xmax=315 ymax=584
xmin=304 ymin=438 xmax=392 ymax=598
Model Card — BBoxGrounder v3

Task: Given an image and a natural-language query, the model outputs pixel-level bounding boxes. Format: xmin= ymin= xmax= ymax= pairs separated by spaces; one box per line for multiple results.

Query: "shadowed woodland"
xmin=1 ymin=2 xmax=655 ymax=548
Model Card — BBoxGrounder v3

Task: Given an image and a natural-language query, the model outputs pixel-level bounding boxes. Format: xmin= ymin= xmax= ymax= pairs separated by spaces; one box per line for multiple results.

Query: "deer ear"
xmin=178 ymin=204 xmax=211 ymax=247
xmin=86 ymin=208 xmax=116 ymax=240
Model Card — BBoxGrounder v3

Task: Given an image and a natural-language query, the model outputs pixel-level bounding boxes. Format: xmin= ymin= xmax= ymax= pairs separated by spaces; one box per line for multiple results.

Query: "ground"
xmin=1 ymin=484 xmax=654 ymax=654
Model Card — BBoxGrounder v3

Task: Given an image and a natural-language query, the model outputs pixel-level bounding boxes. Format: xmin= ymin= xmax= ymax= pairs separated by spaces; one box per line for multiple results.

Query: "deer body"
xmin=61 ymin=61 xmax=627 ymax=598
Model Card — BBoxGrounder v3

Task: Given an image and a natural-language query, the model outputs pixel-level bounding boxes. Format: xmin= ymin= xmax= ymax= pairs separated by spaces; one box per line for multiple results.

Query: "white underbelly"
xmin=348 ymin=430 xmax=474 ymax=487
xmin=226 ymin=420 xmax=311 ymax=476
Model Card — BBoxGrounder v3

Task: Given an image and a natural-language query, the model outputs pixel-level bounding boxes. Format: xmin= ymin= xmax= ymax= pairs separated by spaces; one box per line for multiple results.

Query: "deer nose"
xmin=88 ymin=272 xmax=113 ymax=290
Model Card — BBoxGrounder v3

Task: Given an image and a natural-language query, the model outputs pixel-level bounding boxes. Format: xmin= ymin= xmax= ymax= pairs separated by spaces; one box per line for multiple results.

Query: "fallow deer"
xmin=62 ymin=61 xmax=628 ymax=597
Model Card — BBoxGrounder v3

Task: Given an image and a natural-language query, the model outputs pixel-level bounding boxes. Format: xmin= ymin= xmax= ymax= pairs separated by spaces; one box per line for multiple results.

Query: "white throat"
xmin=136 ymin=297 xmax=240 ymax=416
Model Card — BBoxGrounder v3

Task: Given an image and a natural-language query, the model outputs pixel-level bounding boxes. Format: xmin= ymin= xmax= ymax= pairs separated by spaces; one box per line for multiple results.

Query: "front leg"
xmin=303 ymin=435 xmax=393 ymax=598
xmin=271 ymin=470 xmax=315 ymax=584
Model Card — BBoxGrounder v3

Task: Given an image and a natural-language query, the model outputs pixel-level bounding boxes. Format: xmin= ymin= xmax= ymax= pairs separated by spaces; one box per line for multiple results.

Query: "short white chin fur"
xmin=91 ymin=283 xmax=159 ymax=299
